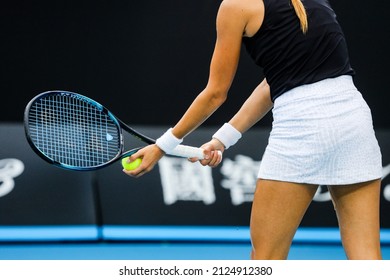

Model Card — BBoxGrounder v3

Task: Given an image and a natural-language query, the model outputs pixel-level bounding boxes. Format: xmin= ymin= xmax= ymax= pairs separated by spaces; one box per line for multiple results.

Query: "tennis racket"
xmin=24 ymin=90 xmax=205 ymax=171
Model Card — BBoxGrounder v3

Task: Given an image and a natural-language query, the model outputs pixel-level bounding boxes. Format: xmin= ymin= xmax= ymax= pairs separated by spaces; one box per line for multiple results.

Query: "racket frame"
xmin=24 ymin=90 xmax=204 ymax=171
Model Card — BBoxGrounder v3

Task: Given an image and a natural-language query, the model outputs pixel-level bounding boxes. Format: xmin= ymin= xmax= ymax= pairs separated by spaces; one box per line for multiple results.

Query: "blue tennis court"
xmin=1 ymin=242 xmax=390 ymax=260
xmin=1 ymin=227 xmax=390 ymax=260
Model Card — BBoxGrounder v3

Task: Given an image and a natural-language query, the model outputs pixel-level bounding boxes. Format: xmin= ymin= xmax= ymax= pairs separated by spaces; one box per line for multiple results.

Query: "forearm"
xmin=172 ymin=87 xmax=227 ymax=139
xmin=229 ymin=79 xmax=273 ymax=133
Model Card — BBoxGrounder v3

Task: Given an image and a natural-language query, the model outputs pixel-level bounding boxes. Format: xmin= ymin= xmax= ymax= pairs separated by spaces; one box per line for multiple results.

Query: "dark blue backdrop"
xmin=0 ymin=0 xmax=389 ymax=128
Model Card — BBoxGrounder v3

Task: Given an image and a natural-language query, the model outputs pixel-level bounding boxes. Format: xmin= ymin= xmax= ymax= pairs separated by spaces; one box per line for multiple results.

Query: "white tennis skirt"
xmin=258 ymin=75 xmax=382 ymax=185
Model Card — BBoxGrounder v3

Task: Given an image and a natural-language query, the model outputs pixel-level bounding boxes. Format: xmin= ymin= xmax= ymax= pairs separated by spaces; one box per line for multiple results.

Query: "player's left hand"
xmin=189 ymin=138 xmax=224 ymax=168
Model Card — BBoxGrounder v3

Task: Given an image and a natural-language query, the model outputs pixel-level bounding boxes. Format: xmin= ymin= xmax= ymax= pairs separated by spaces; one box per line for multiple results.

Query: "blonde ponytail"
xmin=291 ymin=0 xmax=308 ymax=33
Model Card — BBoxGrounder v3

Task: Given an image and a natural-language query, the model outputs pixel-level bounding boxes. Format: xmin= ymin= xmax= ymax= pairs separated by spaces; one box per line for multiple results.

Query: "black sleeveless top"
xmin=242 ymin=0 xmax=355 ymax=101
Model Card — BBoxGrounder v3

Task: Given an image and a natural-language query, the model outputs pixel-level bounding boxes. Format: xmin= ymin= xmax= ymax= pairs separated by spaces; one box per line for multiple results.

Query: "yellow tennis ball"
xmin=121 ymin=157 xmax=142 ymax=171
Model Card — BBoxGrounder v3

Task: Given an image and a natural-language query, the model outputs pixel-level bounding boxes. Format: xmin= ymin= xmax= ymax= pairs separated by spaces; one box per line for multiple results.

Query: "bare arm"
xmin=171 ymin=0 xmax=248 ymax=138
xmin=124 ymin=1 xmax=252 ymax=176
xmin=124 ymin=0 xmax=265 ymax=177
xmin=197 ymin=79 xmax=273 ymax=167
xmin=172 ymin=0 xmax=265 ymax=138
xmin=229 ymin=78 xmax=273 ymax=134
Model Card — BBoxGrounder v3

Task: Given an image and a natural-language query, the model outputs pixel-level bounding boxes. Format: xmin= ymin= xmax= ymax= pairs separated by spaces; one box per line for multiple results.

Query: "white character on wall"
xmin=159 ymin=157 xmax=216 ymax=205
xmin=0 ymin=158 xmax=24 ymax=197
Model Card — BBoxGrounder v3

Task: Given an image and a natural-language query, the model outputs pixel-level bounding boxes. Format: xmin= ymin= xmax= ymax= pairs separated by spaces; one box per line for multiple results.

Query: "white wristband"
xmin=212 ymin=123 xmax=242 ymax=149
xmin=156 ymin=128 xmax=183 ymax=154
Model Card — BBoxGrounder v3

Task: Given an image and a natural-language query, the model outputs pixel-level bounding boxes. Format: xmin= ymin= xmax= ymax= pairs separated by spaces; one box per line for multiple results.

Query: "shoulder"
xmin=219 ymin=0 xmax=262 ymax=15
xmin=218 ymin=0 xmax=264 ymax=37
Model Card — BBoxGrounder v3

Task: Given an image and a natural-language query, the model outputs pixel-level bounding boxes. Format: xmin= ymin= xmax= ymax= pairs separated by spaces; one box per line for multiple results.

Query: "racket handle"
xmin=170 ymin=144 xmax=205 ymax=159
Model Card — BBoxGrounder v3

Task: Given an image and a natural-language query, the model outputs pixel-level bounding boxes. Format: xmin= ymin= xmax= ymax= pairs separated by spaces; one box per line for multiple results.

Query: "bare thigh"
xmin=250 ymin=179 xmax=318 ymax=260
xmin=328 ymin=179 xmax=382 ymax=259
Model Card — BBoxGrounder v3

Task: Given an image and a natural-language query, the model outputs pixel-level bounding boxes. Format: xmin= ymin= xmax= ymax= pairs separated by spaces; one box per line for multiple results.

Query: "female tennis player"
xmin=123 ymin=0 xmax=383 ymax=259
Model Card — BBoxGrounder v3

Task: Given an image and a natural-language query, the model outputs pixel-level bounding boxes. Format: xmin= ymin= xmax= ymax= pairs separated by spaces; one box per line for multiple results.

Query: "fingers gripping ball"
xmin=122 ymin=157 xmax=142 ymax=171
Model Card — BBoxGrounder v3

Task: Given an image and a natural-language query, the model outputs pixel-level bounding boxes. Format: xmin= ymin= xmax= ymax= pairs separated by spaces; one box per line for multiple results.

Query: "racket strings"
xmin=28 ymin=94 xmax=121 ymax=168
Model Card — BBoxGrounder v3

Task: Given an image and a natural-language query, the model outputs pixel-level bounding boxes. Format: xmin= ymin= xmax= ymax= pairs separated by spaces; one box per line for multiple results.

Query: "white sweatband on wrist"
xmin=212 ymin=123 xmax=242 ymax=149
xmin=155 ymin=128 xmax=183 ymax=154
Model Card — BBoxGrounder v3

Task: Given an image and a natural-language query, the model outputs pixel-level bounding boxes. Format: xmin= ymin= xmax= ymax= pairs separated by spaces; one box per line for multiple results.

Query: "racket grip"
xmin=170 ymin=144 xmax=205 ymax=159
